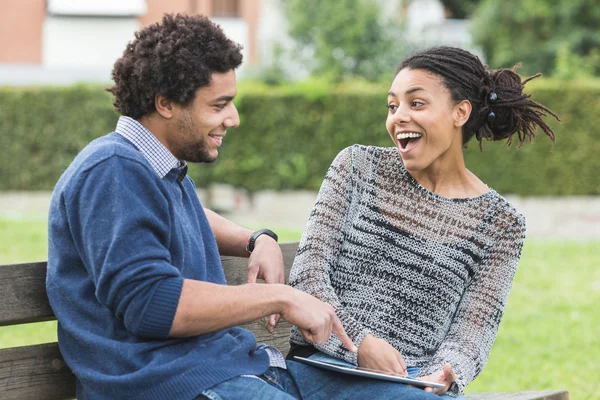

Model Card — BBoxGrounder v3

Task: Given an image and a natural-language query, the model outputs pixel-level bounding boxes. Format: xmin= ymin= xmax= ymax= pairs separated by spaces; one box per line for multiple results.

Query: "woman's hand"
xmin=418 ymin=363 xmax=456 ymax=395
xmin=357 ymin=334 xmax=407 ymax=376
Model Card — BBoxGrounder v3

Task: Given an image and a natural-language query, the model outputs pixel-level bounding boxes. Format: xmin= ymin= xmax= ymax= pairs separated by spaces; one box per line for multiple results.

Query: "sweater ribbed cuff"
xmin=138 ymin=277 xmax=184 ymax=338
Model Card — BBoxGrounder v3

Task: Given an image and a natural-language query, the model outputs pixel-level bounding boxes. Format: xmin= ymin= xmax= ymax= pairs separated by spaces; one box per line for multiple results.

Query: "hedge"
xmin=1 ymin=79 xmax=599 ymax=195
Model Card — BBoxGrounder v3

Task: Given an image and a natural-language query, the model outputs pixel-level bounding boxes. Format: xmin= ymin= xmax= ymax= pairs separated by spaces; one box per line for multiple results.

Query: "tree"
xmin=282 ymin=0 xmax=404 ymax=81
xmin=471 ymin=0 xmax=600 ymax=77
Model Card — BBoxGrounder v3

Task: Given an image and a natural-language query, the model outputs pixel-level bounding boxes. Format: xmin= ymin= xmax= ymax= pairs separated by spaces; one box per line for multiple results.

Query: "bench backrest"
xmin=0 ymin=242 xmax=299 ymax=400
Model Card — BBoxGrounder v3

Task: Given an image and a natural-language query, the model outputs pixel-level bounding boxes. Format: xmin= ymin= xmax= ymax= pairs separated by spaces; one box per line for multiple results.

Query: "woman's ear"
xmin=155 ymin=94 xmax=174 ymax=119
xmin=453 ymin=100 xmax=472 ymax=128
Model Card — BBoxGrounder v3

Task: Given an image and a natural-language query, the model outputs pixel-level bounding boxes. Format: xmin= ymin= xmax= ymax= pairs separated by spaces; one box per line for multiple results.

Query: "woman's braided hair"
xmin=396 ymin=46 xmax=560 ymax=149
xmin=107 ymin=13 xmax=243 ymax=119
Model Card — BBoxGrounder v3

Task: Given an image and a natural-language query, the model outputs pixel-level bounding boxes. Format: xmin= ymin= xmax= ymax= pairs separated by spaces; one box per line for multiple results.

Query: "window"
xmin=212 ymin=0 xmax=240 ymax=18
xmin=47 ymin=0 xmax=147 ymax=17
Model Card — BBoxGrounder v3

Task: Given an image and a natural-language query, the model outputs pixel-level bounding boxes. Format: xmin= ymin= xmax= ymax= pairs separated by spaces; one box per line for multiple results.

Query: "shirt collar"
xmin=115 ymin=116 xmax=187 ymax=180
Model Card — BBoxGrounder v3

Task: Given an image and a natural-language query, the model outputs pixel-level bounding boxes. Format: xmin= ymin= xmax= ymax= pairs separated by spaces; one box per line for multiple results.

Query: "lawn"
xmin=1 ymin=214 xmax=598 ymax=399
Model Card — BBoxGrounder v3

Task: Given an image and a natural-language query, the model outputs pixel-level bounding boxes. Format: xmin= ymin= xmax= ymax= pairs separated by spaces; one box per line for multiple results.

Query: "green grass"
xmin=1 ymin=215 xmax=598 ymax=399
xmin=466 ymin=239 xmax=600 ymax=400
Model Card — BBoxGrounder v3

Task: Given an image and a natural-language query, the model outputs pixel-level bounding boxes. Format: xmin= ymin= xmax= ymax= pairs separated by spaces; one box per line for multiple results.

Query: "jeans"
xmin=197 ymin=357 xmax=443 ymax=399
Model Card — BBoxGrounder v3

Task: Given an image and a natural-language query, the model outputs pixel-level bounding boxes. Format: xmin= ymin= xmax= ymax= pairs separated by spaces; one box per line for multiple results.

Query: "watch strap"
xmin=245 ymin=228 xmax=278 ymax=254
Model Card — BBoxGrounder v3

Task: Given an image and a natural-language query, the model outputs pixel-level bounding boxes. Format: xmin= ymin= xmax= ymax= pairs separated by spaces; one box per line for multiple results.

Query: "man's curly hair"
xmin=107 ymin=13 xmax=243 ymax=119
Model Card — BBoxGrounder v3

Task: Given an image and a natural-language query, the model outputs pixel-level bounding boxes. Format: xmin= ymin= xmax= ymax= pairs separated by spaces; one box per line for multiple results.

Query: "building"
xmin=0 ymin=0 xmax=260 ymax=85
xmin=0 ymin=0 xmax=479 ymax=86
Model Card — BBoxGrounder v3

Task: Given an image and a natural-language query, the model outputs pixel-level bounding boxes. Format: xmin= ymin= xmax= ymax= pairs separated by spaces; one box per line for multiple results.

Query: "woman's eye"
xmin=387 ymin=104 xmax=398 ymax=112
xmin=411 ymin=101 xmax=424 ymax=107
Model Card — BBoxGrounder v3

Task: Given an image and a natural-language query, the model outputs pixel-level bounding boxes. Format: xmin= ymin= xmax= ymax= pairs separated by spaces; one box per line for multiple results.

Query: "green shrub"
xmin=1 ymin=79 xmax=598 ymax=195
xmin=0 ymin=85 xmax=118 ymax=190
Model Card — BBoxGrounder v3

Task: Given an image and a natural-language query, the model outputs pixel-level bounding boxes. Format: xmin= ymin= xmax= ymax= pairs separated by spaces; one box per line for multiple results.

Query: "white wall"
xmin=256 ymin=0 xmax=311 ymax=79
xmin=47 ymin=0 xmax=147 ymax=16
xmin=211 ymin=17 xmax=250 ymax=76
xmin=43 ymin=16 xmax=140 ymax=70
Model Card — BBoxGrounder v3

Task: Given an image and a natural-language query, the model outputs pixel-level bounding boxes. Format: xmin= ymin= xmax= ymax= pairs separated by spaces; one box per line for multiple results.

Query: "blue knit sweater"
xmin=47 ymin=133 xmax=270 ymax=400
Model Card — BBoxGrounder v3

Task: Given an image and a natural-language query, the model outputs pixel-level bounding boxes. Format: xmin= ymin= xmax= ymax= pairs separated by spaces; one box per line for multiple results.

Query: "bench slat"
xmin=221 ymin=241 xmax=298 ymax=285
xmin=0 ymin=262 xmax=55 ymax=326
xmin=0 ymin=343 xmax=75 ymax=400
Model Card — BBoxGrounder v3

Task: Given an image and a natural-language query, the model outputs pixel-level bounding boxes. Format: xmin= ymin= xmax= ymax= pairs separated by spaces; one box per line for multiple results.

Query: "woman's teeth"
xmin=396 ymin=132 xmax=422 ymax=140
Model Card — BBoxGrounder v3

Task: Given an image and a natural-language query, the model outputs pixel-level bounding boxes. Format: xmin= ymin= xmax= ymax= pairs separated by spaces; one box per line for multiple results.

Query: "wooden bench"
xmin=0 ymin=242 xmax=569 ymax=399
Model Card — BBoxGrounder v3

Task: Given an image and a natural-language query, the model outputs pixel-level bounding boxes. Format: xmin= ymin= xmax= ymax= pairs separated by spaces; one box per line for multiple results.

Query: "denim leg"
xmin=260 ymin=366 xmax=303 ymax=398
xmin=286 ymin=360 xmax=439 ymax=400
xmin=197 ymin=374 xmax=297 ymax=400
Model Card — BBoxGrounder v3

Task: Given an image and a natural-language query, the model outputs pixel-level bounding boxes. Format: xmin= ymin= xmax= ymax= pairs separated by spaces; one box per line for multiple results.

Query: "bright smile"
xmin=396 ymin=132 xmax=422 ymax=154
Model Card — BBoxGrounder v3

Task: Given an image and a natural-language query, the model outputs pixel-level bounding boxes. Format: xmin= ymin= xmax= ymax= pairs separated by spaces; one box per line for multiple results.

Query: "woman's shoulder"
xmin=336 ymin=144 xmax=400 ymax=165
xmin=483 ymin=190 xmax=526 ymax=234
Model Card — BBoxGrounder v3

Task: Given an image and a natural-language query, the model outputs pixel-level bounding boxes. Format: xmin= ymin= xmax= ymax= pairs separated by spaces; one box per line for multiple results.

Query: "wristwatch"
xmin=245 ymin=228 xmax=278 ymax=254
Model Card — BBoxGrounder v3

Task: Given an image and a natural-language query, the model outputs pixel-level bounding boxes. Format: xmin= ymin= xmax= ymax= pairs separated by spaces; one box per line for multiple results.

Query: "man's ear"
xmin=453 ymin=100 xmax=472 ymax=128
xmin=155 ymin=94 xmax=174 ymax=119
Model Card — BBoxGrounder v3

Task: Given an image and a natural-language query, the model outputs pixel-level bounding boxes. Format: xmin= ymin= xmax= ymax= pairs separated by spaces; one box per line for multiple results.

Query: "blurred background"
xmin=0 ymin=0 xmax=598 ymax=398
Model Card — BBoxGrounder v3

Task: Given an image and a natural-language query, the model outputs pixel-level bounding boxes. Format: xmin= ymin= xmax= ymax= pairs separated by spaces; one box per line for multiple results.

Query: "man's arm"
xmin=204 ymin=208 xmax=285 ymax=287
xmin=69 ymin=158 xmax=355 ymax=351
xmin=169 ymin=278 xmax=357 ymax=354
xmin=204 ymin=208 xmax=251 ymax=257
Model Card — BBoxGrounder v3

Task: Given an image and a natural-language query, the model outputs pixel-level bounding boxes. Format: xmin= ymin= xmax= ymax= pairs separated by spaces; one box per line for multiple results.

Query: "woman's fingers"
xmin=443 ymin=363 xmax=456 ymax=383
xmin=395 ymin=351 xmax=407 ymax=376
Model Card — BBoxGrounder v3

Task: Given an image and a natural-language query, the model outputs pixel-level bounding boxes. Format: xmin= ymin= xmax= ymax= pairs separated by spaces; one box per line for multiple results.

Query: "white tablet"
xmin=293 ymin=356 xmax=445 ymax=389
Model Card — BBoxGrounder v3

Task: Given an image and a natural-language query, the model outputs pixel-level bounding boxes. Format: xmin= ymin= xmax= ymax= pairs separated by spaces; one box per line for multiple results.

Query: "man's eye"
xmin=215 ymin=103 xmax=226 ymax=109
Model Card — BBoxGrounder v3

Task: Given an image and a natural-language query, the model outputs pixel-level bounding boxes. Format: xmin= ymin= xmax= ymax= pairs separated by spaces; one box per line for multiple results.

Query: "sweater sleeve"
xmin=65 ymin=155 xmax=184 ymax=339
xmin=417 ymin=217 xmax=526 ymax=395
xmin=289 ymin=146 xmax=371 ymax=364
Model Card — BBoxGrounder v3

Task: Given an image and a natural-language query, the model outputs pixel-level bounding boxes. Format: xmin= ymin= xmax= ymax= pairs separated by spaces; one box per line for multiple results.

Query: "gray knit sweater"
xmin=289 ymin=145 xmax=526 ymax=394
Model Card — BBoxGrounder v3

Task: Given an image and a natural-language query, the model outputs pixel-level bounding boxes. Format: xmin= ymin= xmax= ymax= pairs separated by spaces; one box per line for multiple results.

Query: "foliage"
xmin=1 ymin=79 xmax=600 ymax=195
xmin=281 ymin=0 xmax=402 ymax=81
xmin=0 ymin=85 xmax=118 ymax=190
xmin=471 ymin=0 xmax=600 ymax=77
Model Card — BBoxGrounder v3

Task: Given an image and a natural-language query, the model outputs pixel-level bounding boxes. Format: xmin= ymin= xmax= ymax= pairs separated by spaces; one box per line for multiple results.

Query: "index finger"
xmin=332 ymin=317 xmax=357 ymax=353
xmin=246 ymin=262 xmax=259 ymax=284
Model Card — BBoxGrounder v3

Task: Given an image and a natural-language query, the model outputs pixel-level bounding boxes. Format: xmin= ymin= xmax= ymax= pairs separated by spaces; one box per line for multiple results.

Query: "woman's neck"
xmin=408 ymin=151 xmax=489 ymax=199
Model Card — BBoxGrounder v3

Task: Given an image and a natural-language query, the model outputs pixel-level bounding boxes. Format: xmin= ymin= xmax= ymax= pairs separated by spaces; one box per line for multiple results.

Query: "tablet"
xmin=293 ymin=356 xmax=445 ymax=389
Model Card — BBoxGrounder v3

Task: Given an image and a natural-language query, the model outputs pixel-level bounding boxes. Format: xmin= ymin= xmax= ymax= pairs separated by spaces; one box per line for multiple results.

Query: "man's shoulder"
xmin=53 ymin=133 xmax=152 ymax=195
xmin=76 ymin=132 xmax=147 ymax=171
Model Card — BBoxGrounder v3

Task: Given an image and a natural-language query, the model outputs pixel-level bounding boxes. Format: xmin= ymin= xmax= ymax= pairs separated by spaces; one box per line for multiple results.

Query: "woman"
xmin=286 ymin=46 xmax=559 ymax=398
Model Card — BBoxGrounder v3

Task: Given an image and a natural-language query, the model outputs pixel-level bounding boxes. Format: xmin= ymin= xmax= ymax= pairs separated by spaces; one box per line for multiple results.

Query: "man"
xmin=47 ymin=13 xmax=436 ymax=400
xmin=47 ymin=13 xmax=354 ymax=400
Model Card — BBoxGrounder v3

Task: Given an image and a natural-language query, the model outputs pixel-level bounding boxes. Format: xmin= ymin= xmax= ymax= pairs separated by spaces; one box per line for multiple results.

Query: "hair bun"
xmin=477 ymin=67 xmax=558 ymax=146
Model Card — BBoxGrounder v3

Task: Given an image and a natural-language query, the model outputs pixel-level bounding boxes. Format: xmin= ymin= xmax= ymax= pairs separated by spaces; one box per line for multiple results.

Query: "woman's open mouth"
xmin=396 ymin=132 xmax=422 ymax=153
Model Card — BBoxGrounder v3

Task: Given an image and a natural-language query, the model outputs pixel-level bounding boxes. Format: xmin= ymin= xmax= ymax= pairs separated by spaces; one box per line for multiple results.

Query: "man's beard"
xmin=176 ymin=110 xmax=216 ymax=164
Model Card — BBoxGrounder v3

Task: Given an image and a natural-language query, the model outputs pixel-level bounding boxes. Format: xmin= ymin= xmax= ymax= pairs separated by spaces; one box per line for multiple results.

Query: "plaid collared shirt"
xmin=115 ymin=116 xmax=287 ymax=370
xmin=115 ymin=116 xmax=187 ymax=181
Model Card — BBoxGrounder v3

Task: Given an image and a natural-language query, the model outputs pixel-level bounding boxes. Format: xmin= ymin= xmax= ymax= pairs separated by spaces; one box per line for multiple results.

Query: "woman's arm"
xmin=289 ymin=146 xmax=373 ymax=364
xmin=417 ymin=217 xmax=526 ymax=395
